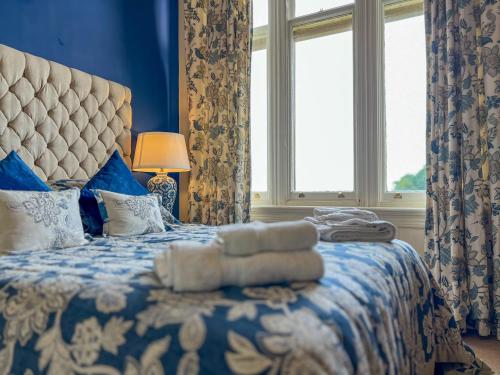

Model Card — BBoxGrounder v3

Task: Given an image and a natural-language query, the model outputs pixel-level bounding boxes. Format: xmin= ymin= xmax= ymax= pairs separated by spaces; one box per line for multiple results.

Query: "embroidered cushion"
xmin=47 ymin=179 xmax=95 ymax=234
xmin=93 ymin=190 xmax=165 ymax=236
xmin=0 ymin=151 xmax=50 ymax=191
xmin=80 ymin=150 xmax=148 ymax=234
xmin=48 ymin=178 xmax=177 ymax=230
xmin=0 ymin=189 xmax=86 ymax=253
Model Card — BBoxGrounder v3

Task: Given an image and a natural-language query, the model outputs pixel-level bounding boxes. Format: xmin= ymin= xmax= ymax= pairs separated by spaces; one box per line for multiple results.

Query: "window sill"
xmin=251 ymin=205 xmax=425 ymax=228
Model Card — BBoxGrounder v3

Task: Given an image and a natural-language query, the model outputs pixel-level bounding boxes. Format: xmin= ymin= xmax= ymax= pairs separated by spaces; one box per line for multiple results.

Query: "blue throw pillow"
xmin=80 ymin=150 xmax=148 ymax=234
xmin=0 ymin=151 xmax=50 ymax=191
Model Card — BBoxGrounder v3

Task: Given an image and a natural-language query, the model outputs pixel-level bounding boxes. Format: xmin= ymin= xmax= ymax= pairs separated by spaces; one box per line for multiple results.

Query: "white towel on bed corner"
xmin=313 ymin=207 xmax=379 ymax=222
xmin=154 ymin=240 xmax=324 ymax=292
xmin=306 ymin=217 xmax=396 ymax=242
xmin=216 ymin=220 xmax=319 ymax=256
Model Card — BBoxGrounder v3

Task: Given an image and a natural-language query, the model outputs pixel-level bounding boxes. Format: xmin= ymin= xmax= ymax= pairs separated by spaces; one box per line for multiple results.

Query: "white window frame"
xmin=251 ymin=0 xmax=425 ymax=209
xmin=251 ymin=24 xmax=270 ymax=203
xmin=379 ymin=0 xmax=426 ymax=207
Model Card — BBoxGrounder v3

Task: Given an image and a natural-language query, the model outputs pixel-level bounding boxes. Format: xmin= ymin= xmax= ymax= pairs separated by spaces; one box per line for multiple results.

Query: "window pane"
xmin=385 ymin=10 xmax=426 ymax=191
xmin=293 ymin=0 xmax=354 ymax=18
xmin=253 ymin=0 xmax=268 ymax=28
xmin=294 ymin=30 xmax=353 ymax=192
xmin=251 ymin=49 xmax=268 ymax=192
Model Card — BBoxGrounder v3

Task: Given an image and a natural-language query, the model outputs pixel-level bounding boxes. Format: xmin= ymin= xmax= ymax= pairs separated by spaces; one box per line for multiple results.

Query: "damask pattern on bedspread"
xmin=0 ymin=225 xmax=490 ymax=374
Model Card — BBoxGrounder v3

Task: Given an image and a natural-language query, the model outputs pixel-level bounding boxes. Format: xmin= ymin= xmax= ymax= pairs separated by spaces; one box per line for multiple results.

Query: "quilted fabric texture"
xmin=0 ymin=44 xmax=132 ymax=181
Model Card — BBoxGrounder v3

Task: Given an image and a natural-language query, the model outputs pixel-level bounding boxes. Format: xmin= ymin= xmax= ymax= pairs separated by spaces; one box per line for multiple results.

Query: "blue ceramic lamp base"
xmin=147 ymin=173 xmax=176 ymax=213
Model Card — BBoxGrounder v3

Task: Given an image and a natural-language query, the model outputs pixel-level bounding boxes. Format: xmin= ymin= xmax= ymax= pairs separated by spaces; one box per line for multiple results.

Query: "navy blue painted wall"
xmin=0 ymin=0 xmax=180 ymax=215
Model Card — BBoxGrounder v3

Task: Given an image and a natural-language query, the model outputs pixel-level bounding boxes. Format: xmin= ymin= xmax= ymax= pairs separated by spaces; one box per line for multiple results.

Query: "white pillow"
xmin=93 ymin=190 xmax=165 ymax=237
xmin=0 ymin=189 xmax=86 ymax=253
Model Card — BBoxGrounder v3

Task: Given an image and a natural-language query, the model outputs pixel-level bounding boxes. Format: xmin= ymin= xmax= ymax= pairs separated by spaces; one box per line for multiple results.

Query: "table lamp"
xmin=132 ymin=132 xmax=190 ymax=213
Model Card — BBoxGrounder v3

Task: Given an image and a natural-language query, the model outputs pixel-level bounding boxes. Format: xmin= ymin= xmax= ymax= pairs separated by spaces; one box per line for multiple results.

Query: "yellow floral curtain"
xmin=183 ymin=0 xmax=252 ymax=225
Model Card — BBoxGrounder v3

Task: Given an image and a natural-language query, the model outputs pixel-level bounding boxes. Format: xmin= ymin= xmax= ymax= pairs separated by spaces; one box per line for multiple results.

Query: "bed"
xmin=0 ymin=44 xmax=489 ymax=375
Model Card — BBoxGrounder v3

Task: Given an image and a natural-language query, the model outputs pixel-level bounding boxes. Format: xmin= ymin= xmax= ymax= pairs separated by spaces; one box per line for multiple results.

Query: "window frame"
xmin=251 ymin=24 xmax=270 ymax=203
xmin=380 ymin=0 xmax=426 ymax=207
xmin=250 ymin=0 xmax=425 ymax=208
xmin=288 ymin=4 xmax=358 ymax=207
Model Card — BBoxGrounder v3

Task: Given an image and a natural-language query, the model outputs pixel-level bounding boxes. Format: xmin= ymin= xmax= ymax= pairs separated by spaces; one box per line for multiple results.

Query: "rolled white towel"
xmin=305 ymin=217 xmax=396 ymax=242
xmin=154 ymin=240 xmax=324 ymax=292
xmin=313 ymin=207 xmax=379 ymax=222
xmin=221 ymin=249 xmax=324 ymax=288
xmin=154 ymin=241 xmax=223 ymax=292
xmin=217 ymin=220 xmax=318 ymax=256
xmin=216 ymin=222 xmax=262 ymax=256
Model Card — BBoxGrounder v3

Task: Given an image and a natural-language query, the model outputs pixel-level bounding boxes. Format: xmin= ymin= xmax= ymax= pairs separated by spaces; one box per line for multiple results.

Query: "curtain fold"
xmin=424 ymin=0 xmax=499 ymax=339
xmin=183 ymin=0 xmax=252 ymax=225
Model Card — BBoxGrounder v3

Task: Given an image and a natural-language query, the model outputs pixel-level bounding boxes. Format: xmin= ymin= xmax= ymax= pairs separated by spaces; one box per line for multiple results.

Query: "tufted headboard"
xmin=0 ymin=44 xmax=132 ymax=181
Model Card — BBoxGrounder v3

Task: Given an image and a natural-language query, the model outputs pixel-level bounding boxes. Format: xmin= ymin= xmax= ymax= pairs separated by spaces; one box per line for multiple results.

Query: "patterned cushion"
xmin=0 ymin=151 xmax=50 ymax=191
xmin=47 ymin=178 xmax=177 ymax=230
xmin=47 ymin=178 xmax=88 ymax=191
xmin=159 ymin=205 xmax=181 ymax=225
xmin=0 ymin=44 xmax=132 ymax=181
xmin=0 ymin=188 xmax=86 ymax=252
xmin=80 ymin=150 xmax=148 ymax=234
xmin=93 ymin=190 xmax=165 ymax=237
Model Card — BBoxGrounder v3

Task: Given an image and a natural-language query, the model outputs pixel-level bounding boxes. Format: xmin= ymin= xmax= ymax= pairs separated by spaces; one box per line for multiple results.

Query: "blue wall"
xmin=0 ymin=0 xmax=180 ymax=215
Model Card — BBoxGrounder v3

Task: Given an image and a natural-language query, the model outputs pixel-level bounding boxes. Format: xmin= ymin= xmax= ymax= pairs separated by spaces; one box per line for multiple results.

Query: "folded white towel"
xmin=305 ymin=217 xmax=396 ymax=242
xmin=313 ymin=207 xmax=379 ymax=222
xmin=216 ymin=220 xmax=318 ymax=256
xmin=154 ymin=240 xmax=324 ymax=292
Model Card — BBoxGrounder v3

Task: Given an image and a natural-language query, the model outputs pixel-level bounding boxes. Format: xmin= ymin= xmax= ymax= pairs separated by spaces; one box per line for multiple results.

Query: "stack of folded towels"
xmin=154 ymin=220 xmax=323 ymax=292
xmin=305 ymin=207 xmax=396 ymax=242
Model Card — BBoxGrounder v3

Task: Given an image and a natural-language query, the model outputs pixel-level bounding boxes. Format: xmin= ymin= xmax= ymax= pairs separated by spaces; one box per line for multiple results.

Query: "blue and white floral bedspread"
xmin=0 ymin=225 xmax=489 ymax=374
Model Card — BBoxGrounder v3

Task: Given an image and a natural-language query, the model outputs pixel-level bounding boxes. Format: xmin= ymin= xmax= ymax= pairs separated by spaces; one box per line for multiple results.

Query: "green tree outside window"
xmin=392 ymin=166 xmax=425 ymax=191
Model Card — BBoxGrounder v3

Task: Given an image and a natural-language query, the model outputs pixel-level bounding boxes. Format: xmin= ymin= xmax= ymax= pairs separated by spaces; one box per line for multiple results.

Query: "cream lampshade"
xmin=133 ymin=132 xmax=190 ymax=213
xmin=133 ymin=132 xmax=190 ymax=173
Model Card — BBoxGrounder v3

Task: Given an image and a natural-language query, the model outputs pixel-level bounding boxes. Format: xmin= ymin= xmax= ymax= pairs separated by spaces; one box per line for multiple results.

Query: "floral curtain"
xmin=183 ymin=0 xmax=252 ymax=225
xmin=424 ymin=0 xmax=499 ymax=339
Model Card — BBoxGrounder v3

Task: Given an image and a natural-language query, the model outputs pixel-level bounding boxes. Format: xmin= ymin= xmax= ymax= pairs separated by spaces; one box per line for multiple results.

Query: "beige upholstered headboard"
xmin=0 ymin=44 xmax=132 ymax=180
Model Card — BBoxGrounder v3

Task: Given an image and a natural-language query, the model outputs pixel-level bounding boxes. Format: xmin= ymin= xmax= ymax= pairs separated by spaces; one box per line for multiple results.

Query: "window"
xmin=384 ymin=1 xmax=426 ymax=193
xmin=250 ymin=1 xmax=268 ymax=196
xmin=250 ymin=0 xmax=426 ymax=208
xmin=293 ymin=15 xmax=354 ymax=193
xmin=293 ymin=0 xmax=354 ymax=18
xmin=252 ymin=0 xmax=268 ymax=28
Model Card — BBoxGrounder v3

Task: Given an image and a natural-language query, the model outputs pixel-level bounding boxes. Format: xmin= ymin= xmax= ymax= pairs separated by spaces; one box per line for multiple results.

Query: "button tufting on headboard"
xmin=0 ymin=44 xmax=132 ymax=181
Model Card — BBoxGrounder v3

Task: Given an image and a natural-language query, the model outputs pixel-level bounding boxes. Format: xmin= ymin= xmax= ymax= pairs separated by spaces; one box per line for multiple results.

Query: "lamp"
xmin=133 ymin=132 xmax=190 ymax=213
